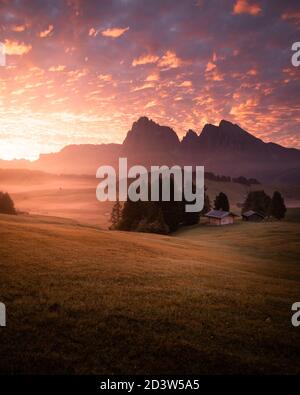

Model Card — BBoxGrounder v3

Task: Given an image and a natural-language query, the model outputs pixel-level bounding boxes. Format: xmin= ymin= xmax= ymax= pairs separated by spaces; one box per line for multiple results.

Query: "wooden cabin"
xmin=242 ymin=210 xmax=265 ymax=222
xmin=205 ymin=210 xmax=238 ymax=226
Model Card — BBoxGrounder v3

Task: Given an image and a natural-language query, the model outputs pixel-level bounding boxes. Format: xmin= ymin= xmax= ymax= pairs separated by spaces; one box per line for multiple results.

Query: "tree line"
xmin=205 ymin=172 xmax=260 ymax=186
xmin=242 ymin=190 xmax=286 ymax=219
xmin=110 ymin=186 xmax=286 ymax=235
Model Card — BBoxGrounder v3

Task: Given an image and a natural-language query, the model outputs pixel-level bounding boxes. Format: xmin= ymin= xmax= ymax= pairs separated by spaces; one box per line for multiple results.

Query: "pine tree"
xmin=109 ymin=199 xmax=122 ymax=230
xmin=214 ymin=192 xmax=230 ymax=211
xmin=270 ymin=191 xmax=286 ymax=220
xmin=117 ymin=199 xmax=144 ymax=231
xmin=136 ymin=203 xmax=169 ymax=234
xmin=0 ymin=192 xmax=16 ymax=215
xmin=242 ymin=190 xmax=271 ymax=216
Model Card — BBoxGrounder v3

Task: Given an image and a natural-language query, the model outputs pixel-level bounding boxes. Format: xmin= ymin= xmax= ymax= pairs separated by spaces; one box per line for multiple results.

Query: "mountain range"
xmin=1 ymin=116 xmax=300 ymax=184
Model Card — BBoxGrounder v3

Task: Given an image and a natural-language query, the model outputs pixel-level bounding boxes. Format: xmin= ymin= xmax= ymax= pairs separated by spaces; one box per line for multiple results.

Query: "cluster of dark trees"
xmin=110 ymin=183 xmax=228 ymax=234
xmin=110 ymin=180 xmax=211 ymax=234
xmin=0 ymin=192 xmax=16 ymax=215
xmin=242 ymin=190 xmax=286 ymax=219
xmin=205 ymin=172 xmax=231 ymax=183
xmin=211 ymin=190 xmax=286 ymax=219
xmin=206 ymin=189 xmax=286 ymax=220
xmin=110 ymin=184 xmax=287 ymax=234
xmin=205 ymin=172 xmax=260 ymax=186
xmin=214 ymin=192 xmax=230 ymax=211
xmin=232 ymin=176 xmax=260 ymax=186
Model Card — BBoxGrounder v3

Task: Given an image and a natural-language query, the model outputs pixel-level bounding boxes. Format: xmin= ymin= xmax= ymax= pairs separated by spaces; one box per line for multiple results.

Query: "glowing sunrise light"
xmin=0 ymin=1 xmax=299 ymax=161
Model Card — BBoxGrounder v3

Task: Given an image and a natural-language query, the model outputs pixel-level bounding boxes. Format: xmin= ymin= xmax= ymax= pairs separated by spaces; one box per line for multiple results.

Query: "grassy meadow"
xmin=1 ymin=168 xmax=300 ymax=228
xmin=0 ymin=210 xmax=299 ymax=374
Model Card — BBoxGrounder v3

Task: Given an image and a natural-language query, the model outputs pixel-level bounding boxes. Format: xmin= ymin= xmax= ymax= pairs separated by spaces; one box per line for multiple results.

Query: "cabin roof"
xmin=205 ymin=210 xmax=238 ymax=219
xmin=242 ymin=210 xmax=265 ymax=218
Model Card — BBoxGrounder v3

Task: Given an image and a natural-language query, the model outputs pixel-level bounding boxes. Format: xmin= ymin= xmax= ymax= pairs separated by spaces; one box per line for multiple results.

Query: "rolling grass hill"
xmin=0 ymin=212 xmax=299 ymax=374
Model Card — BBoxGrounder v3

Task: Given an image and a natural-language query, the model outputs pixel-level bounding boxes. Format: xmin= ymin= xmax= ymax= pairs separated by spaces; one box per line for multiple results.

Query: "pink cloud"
xmin=233 ymin=0 xmax=262 ymax=16
xmin=101 ymin=27 xmax=129 ymax=38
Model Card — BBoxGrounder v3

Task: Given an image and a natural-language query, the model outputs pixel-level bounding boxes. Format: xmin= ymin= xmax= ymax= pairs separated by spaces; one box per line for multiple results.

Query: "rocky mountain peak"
xmin=122 ymin=116 xmax=180 ymax=152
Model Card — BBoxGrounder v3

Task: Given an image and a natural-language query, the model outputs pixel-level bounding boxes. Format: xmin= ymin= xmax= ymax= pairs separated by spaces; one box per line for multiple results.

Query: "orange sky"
xmin=0 ymin=0 xmax=299 ymax=160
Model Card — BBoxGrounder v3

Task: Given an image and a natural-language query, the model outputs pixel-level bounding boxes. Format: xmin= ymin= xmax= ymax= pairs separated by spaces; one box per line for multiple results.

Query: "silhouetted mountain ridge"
xmin=1 ymin=116 xmax=300 ymax=184
xmin=199 ymin=120 xmax=264 ymax=149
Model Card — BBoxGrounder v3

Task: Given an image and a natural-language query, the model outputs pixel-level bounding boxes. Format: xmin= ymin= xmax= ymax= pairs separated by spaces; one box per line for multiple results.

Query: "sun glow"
xmin=0 ymin=0 xmax=299 ymax=162
xmin=0 ymin=109 xmax=126 ymax=160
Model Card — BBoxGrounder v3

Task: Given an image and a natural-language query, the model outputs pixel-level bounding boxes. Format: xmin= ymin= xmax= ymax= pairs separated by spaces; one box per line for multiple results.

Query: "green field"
xmin=0 ymin=210 xmax=299 ymax=374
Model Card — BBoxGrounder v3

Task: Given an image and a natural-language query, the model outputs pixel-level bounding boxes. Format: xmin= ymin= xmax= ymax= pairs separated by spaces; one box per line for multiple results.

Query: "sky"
xmin=0 ymin=0 xmax=299 ymax=160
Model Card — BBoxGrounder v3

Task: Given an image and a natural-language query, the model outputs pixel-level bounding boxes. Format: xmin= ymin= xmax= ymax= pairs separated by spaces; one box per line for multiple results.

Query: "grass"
xmin=0 ymin=210 xmax=299 ymax=374
xmin=1 ymin=167 xmax=300 ymax=229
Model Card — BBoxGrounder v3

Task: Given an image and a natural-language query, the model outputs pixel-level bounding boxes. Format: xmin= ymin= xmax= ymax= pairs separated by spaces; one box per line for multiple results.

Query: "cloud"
xmin=205 ymin=61 xmax=216 ymax=72
xmin=206 ymin=70 xmax=224 ymax=81
xmin=11 ymin=24 xmax=30 ymax=32
xmin=233 ymin=0 xmax=262 ymax=16
xmin=89 ymin=27 xmax=98 ymax=37
xmin=132 ymin=82 xmax=155 ymax=92
xmin=66 ymin=68 xmax=88 ymax=82
xmin=179 ymin=80 xmax=192 ymax=87
xmin=4 ymin=39 xmax=32 ymax=55
xmin=98 ymin=74 xmax=113 ymax=82
xmin=101 ymin=26 xmax=129 ymax=38
xmin=39 ymin=25 xmax=54 ymax=38
xmin=145 ymin=73 xmax=160 ymax=81
xmin=230 ymin=98 xmax=259 ymax=117
xmin=132 ymin=54 xmax=159 ymax=66
xmin=247 ymin=68 xmax=258 ymax=76
xmin=11 ymin=89 xmax=25 ymax=95
xmin=281 ymin=11 xmax=300 ymax=27
xmin=145 ymin=100 xmax=157 ymax=109
xmin=49 ymin=65 xmax=66 ymax=72
xmin=0 ymin=0 xmax=299 ymax=154
xmin=158 ymin=51 xmax=184 ymax=70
